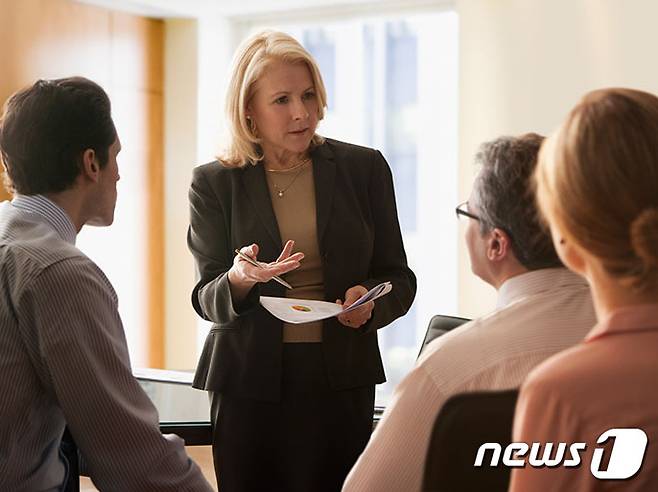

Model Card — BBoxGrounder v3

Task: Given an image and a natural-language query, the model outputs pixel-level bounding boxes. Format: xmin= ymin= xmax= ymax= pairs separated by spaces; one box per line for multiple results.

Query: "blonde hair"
xmin=535 ymin=88 xmax=658 ymax=291
xmin=220 ymin=30 xmax=327 ymax=167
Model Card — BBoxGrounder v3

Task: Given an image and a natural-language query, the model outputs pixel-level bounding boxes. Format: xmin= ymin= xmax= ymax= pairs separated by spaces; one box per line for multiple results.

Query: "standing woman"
xmin=510 ymin=88 xmax=658 ymax=490
xmin=187 ymin=30 xmax=416 ymax=492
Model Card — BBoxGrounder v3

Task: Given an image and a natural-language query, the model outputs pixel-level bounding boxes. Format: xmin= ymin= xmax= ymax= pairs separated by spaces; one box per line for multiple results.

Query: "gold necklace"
xmin=265 ymin=156 xmax=311 ymax=173
xmin=270 ymin=159 xmax=310 ymax=198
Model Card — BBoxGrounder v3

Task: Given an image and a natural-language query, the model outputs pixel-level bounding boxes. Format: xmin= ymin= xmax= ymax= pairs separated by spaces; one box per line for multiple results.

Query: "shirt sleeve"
xmin=19 ymin=257 xmax=213 ymax=492
xmin=342 ymin=365 xmax=445 ymax=492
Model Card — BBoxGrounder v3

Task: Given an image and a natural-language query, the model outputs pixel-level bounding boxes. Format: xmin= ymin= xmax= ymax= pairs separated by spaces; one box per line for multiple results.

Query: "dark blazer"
xmin=187 ymin=138 xmax=416 ymax=402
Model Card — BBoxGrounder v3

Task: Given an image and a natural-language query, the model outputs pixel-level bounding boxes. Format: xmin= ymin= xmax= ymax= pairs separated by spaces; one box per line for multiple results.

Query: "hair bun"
xmin=630 ymin=208 xmax=658 ymax=268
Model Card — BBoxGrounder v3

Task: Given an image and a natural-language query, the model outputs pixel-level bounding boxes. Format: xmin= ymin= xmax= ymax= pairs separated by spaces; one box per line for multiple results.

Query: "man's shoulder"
xmin=471 ymin=282 xmax=594 ymax=360
xmin=417 ymin=282 xmax=595 ymax=389
xmin=3 ymin=210 xmax=78 ymax=254
xmin=415 ymin=318 xmax=486 ymax=375
xmin=0 ymin=207 xmax=97 ymax=287
xmin=421 ymin=278 xmax=592 ymax=358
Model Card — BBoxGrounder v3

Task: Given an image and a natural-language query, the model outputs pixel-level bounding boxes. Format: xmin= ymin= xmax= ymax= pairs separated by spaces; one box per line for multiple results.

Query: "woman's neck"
xmin=586 ymin=263 xmax=658 ymax=321
xmin=262 ymin=146 xmax=308 ymax=171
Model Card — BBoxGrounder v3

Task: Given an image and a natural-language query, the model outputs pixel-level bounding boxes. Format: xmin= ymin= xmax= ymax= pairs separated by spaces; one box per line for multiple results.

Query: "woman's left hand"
xmin=336 ymin=285 xmax=374 ymax=329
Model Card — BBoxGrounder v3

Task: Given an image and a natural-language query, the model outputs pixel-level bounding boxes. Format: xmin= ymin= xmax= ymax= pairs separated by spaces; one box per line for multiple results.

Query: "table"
xmin=134 ymin=368 xmax=385 ymax=446
xmin=135 ymin=368 xmax=212 ymax=445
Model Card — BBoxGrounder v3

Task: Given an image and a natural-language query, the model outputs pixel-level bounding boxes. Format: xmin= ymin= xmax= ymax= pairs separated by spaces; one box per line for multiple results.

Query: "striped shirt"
xmin=0 ymin=195 xmax=211 ymax=492
xmin=342 ymin=268 xmax=596 ymax=492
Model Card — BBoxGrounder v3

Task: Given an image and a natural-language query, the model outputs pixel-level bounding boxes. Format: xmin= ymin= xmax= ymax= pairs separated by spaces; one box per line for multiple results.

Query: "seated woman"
xmin=509 ymin=88 xmax=658 ymax=490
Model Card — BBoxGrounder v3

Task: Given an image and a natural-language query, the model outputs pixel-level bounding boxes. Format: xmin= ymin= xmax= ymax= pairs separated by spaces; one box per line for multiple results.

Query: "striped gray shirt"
xmin=0 ymin=195 xmax=212 ymax=492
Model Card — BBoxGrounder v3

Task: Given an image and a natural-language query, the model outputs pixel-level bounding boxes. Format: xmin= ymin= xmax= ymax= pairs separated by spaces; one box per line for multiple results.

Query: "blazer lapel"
xmin=241 ymin=162 xmax=283 ymax=250
xmin=312 ymin=142 xmax=336 ymax=248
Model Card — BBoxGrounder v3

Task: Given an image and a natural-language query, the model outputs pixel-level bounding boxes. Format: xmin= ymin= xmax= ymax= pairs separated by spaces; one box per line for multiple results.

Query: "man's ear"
xmin=80 ymin=149 xmax=100 ymax=183
xmin=486 ymin=227 xmax=512 ymax=262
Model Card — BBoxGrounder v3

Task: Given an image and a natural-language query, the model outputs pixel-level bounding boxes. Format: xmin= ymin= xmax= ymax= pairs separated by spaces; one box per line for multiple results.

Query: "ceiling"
xmin=77 ymin=0 xmax=446 ymax=19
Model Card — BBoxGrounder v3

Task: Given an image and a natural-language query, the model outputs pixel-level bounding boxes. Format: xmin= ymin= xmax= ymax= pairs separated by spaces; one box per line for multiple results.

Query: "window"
xmin=304 ymin=30 xmax=336 ymax=111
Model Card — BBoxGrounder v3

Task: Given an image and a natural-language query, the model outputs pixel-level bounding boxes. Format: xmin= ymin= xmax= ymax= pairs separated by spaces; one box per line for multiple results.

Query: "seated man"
xmin=342 ymin=133 xmax=596 ymax=492
xmin=0 ymin=78 xmax=212 ymax=491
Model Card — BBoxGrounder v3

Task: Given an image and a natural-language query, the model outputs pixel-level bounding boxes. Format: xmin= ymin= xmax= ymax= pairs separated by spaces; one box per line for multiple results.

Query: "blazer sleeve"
xmin=187 ymin=165 xmax=260 ymax=325
xmin=359 ymin=150 xmax=417 ymax=333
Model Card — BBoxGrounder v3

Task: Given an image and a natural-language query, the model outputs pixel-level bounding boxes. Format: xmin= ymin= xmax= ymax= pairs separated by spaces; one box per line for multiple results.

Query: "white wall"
xmin=163 ymin=19 xmax=199 ymax=369
xmin=456 ymin=0 xmax=658 ymax=318
xmin=163 ymin=16 xmax=240 ymax=368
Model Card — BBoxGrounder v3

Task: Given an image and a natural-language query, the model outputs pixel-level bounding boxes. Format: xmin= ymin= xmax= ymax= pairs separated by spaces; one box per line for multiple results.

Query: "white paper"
xmin=260 ymin=281 xmax=393 ymax=324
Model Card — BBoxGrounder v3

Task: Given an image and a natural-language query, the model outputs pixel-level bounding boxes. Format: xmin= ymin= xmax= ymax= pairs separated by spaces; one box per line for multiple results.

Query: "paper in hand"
xmin=260 ymin=282 xmax=392 ymax=324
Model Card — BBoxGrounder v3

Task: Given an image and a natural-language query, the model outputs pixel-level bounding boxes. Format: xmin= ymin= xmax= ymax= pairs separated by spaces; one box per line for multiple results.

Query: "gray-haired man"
xmin=343 ymin=133 xmax=596 ymax=492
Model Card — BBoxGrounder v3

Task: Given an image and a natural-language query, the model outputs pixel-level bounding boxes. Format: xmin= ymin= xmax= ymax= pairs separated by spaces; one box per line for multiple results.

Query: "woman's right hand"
xmin=227 ymin=240 xmax=303 ymax=301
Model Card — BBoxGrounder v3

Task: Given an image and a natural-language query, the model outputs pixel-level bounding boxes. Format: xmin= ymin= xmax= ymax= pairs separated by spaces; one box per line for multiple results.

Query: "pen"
xmin=234 ymin=249 xmax=293 ymax=289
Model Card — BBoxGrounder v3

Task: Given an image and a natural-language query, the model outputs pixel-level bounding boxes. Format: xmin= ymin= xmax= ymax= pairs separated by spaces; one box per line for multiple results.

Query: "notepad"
xmin=260 ymin=282 xmax=393 ymax=324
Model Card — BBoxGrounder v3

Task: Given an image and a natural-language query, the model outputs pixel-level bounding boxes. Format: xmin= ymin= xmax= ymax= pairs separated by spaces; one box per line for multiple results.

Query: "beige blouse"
xmin=265 ymin=162 xmax=325 ymax=343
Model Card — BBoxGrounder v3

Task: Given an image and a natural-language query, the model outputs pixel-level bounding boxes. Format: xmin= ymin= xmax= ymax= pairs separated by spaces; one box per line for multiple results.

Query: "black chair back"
xmin=422 ymin=390 xmax=519 ymax=492
xmin=417 ymin=315 xmax=470 ymax=358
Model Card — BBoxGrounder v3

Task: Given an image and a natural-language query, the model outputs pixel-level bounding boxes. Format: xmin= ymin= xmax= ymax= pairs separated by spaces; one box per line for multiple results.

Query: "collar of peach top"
xmin=586 ymin=303 xmax=658 ymax=342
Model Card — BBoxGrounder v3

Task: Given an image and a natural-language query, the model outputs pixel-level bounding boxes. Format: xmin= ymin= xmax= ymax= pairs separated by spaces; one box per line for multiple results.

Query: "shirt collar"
xmin=11 ymin=194 xmax=77 ymax=245
xmin=497 ymin=268 xmax=587 ymax=309
xmin=586 ymin=303 xmax=658 ymax=342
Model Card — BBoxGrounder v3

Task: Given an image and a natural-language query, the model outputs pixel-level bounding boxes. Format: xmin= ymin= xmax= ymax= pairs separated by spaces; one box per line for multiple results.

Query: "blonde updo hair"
xmin=220 ymin=30 xmax=327 ymax=167
xmin=535 ymin=88 xmax=658 ymax=291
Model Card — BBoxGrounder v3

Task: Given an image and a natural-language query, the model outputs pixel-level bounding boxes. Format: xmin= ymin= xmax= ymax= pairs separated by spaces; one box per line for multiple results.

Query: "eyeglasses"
xmin=455 ymin=201 xmax=481 ymax=222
